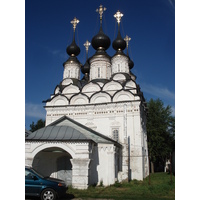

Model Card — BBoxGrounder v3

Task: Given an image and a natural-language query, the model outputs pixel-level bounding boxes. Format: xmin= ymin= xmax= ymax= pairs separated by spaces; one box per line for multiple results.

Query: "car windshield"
xmin=31 ymin=168 xmax=45 ymax=178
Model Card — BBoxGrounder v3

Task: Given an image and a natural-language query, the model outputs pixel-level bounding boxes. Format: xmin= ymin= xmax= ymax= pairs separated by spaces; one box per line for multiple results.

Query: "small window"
xmin=118 ymin=64 xmax=120 ymax=72
xmin=113 ymin=129 xmax=119 ymax=142
xmin=98 ymin=68 xmax=100 ymax=78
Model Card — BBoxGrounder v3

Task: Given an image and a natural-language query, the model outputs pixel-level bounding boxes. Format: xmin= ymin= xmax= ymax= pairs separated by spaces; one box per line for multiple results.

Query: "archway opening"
xmin=32 ymin=147 xmax=72 ymax=185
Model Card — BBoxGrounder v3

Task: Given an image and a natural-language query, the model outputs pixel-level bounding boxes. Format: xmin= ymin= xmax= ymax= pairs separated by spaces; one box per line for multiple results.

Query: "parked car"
xmin=25 ymin=166 xmax=68 ymax=200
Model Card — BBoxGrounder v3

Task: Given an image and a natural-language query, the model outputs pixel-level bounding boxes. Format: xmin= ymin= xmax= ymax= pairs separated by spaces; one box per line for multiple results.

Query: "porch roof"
xmin=25 ymin=116 xmax=121 ymax=146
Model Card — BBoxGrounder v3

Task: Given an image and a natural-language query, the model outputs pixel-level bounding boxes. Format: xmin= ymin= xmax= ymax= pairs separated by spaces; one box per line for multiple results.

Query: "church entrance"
xmin=32 ymin=147 xmax=72 ymax=185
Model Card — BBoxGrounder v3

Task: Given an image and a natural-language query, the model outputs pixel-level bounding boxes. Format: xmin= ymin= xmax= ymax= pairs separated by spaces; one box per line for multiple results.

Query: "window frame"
xmin=112 ymin=129 xmax=119 ymax=142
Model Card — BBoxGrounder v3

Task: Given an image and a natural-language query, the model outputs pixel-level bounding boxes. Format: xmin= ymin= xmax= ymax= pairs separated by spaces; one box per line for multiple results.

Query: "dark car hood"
xmin=45 ymin=177 xmax=65 ymax=183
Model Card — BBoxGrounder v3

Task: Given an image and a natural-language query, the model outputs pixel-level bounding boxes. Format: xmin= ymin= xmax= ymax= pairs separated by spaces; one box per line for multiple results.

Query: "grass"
xmin=67 ymin=173 xmax=175 ymax=200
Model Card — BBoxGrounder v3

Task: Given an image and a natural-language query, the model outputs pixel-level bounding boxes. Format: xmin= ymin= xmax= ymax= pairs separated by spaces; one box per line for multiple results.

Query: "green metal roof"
xmin=26 ymin=116 xmax=121 ymax=146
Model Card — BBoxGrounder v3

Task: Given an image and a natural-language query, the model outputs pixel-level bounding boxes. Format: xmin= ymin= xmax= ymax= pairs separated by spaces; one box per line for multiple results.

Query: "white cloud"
xmin=141 ymin=83 xmax=175 ymax=116
xmin=141 ymin=83 xmax=175 ymax=101
xmin=38 ymin=44 xmax=67 ymax=59
xmin=25 ymin=102 xmax=46 ymax=119
xmin=50 ymin=49 xmax=61 ymax=55
xmin=48 ymin=49 xmax=67 ymax=59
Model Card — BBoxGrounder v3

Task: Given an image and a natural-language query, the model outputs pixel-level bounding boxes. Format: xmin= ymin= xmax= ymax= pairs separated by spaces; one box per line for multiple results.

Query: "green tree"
xmin=29 ymin=119 xmax=45 ymax=132
xmin=147 ymin=98 xmax=175 ymax=173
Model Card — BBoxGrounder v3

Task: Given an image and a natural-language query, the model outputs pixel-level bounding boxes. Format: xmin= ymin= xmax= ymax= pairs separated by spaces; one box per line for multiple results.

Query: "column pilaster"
xmin=70 ymin=158 xmax=91 ymax=189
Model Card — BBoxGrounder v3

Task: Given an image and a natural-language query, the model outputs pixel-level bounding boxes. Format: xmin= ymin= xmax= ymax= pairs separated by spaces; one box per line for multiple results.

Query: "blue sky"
xmin=25 ymin=0 xmax=175 ymax=129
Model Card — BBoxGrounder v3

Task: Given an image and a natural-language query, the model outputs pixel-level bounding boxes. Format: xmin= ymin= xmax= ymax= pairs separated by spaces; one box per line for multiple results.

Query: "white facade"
xmin=44 ymin=96 xmax=148 ymax=180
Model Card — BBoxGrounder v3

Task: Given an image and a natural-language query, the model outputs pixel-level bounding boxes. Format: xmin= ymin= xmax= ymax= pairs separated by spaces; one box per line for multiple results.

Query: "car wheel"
xmin=40 ymin=188 xmax=57 ymax=200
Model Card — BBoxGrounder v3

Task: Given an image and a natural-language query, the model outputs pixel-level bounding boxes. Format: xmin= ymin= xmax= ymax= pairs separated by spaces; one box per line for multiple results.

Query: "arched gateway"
xmin=32 ymin=147 xmax=73 ymax=185
xmin=25 ymin=116 xmax=121 ymax=189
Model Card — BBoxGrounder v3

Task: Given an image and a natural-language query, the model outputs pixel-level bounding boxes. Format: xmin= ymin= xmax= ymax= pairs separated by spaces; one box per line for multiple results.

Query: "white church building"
xmin=25 ymin=5 xmax=149 ymax=189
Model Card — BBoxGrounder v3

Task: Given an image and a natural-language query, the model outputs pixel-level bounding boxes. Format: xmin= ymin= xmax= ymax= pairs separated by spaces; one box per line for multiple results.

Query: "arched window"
xmin=118 ymin=64 xmax=121 ymax=72
xmin=98 ymin=67 xmax=100 ymax=78
xmin=113 ymin=129 xmax=119 ymax=142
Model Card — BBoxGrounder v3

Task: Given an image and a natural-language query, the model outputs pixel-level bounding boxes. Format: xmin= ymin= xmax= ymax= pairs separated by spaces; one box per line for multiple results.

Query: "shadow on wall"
xmin=57 ymin=155 xmax=72 ymax=185
xmin=89 ymin=144 xmax=99 ymax=186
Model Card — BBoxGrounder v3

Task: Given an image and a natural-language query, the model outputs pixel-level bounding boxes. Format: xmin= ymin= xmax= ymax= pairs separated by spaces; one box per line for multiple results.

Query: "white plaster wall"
xmin=102 ymin=81 xmax=122 ymax=96
xmin=111 ymin=55 xmax=129 ymax=75
xmin=67 ymin=102 xmax=146 ymax=181
xmin=90 ymin=92 xmax=111 ymax=104
xmin=89 ymin=59 xmax=111 ymax=80
xmin=25 ymin=142 xmax=94 ymax=166
xmin=70 ymin=94 xmax=89 ymax=105
xmin=44 ymin=101 xmax=149 ymax=181
xmin=96 ymin=144 xmax=115 ymax=186
xmin=70 ymin=158 xmax=91 ymax=189
xmin=62 ymin=85 xmax=80 ymax=99
xmin=63 ymin=63 xmax=80 ymax=79
xmin=82 ymin=82 xmax=101 ymax=97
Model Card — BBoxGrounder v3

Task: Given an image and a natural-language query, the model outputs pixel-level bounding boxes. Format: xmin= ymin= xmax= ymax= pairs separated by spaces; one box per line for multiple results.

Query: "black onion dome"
xmin=92 ymin=26 xmax=111 ymax=50
xmin=128 ymin=59 xmax=134 ymax=69
xmin=112 ymin=30 xmax=126 ymax=51
xmin=81 ymin=60 xmax=90 ymax=74
xmin=67 ymin=40 xmax=80 ymax=57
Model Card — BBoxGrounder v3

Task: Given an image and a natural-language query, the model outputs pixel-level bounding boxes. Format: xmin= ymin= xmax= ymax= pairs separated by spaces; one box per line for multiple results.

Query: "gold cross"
xmin=96 ymin=4 xmax=107 ymax=20
xmin=124 ymin=35 xmax=131 ymax=48
xmin=70 ymin=17 xmax=80 ymax=31
xmin=84 ymin=40 xmax=91 ymax=52
xmin=114 ymin=10 xmax=123 ymax=24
